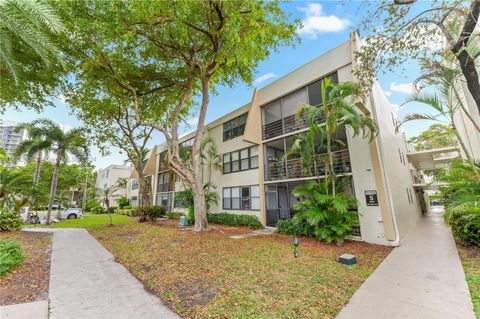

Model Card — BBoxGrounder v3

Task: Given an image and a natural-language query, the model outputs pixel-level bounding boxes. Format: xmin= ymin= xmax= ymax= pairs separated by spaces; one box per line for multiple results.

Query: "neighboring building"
xmin=140 ymin=32 xmax=428 ymax=247
xmin=0 ymin=120 xmax=27 ymax=166
xmin=95 ymin=164 xmax=133 ymax=207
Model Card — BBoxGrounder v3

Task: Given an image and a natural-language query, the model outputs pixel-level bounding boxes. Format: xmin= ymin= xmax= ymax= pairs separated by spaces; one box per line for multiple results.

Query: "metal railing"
xmin=262 ymin=112 xmax=325 ymax=140
xmin=264 ymin=149 xmax=351 ymax=182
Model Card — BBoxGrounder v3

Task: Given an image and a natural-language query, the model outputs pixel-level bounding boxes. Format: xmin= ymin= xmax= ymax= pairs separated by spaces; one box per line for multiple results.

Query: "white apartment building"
xmin=95 ymin=164 xmax=133 ymax=206
xmin=0 ymin=120 xmax=27 ymax=166
xmin=141 ymin=32 xmax=428 ymax=246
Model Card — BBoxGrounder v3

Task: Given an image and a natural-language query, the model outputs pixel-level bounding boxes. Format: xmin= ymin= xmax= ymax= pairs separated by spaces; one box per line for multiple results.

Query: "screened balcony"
xmin=264 ymin=149 xmax=351 ymax=182
xmin=261 ymin=72 xmax=337 ymax=140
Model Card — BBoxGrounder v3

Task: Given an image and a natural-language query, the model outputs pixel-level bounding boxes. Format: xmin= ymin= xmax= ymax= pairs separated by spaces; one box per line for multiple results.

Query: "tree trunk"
xmin=82 ymin=174 xmax=88 ymax=212
xmin=33 ymin=152 xmax=42 ymax=186
xmin=451 ymin=0 xmax=480 ymax=114
xmin=326 ymin=130 xmax=335 ymax=196
xmin=193 ymin=183 xmax=208 ymax=231
xmin=106 ymin=199 xmax=112 ymax=226
xmin=47 ymin=153 xmax=62 ymax=225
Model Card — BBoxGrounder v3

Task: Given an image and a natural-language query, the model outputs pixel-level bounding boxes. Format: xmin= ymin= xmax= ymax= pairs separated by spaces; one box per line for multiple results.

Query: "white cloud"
xmin=391 ymin=103 xmax=400 ymax=112
xmin=384 ymin=91 xmax=392 ymax=97
xmin=186 ymin=117 xmax=198 ymax=128
xmin=298 ymin=3 xmax=350 ymax=39
xmin=253 ymin=72 xmax=277 ymax=86
xmin=390 ymin=82 xmax=414 ymax=94
xmin=57 ymin=94 xmax=67 ymax=102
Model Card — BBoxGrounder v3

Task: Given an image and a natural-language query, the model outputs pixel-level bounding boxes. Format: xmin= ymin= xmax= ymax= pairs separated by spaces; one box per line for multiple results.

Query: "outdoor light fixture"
xmin=293 ymin=237 xmax=299 ymax=257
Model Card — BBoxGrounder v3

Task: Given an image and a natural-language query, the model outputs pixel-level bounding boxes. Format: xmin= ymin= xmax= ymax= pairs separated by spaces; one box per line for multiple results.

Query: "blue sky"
xmin=4 ymin=1 xmax=436 ymax=170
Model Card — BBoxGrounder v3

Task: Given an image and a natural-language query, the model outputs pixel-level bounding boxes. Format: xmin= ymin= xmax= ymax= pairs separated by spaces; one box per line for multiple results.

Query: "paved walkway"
xmin=1 ymin=301 xmax=48 ymax=319
xmin=230 ymin=227 xmax=276 ymax=239
xmin=337 ymin=207 xmax=475 ymax=319
xmin=26 ymin=228 xmax=179 ymax=319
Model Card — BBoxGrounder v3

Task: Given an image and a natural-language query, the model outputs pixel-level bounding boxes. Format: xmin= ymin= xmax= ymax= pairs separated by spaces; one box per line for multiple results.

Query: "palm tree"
xmin=98 ymin=185 xmax=118 ymax=226
xmin=31 ymin=119 xmax=88 ymax=224
xmin=116 ymin=177 xmax=128 ymax=197
xmin=292 ymin=78 xmax=378 ymax=195
xmin=0 ymin=167 xmax=33 ymax=211
xmin=0 ymin=0 xmax=64 ymax=83
xmin=12 ymin=122 xmax=52 ymax=194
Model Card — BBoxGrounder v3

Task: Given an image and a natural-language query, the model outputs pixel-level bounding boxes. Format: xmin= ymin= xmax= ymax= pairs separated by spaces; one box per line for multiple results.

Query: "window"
xmin=223 ymin=185 xmax=260 ymax=210
xmin=223 ymin=113 xmax=248 ymax=141
xmin=131 ymin=180 xmax=139 ymax=190
xmin=223 ymin=146 xmax=259 ymax=174
xmin=157 ymin=171 xmax=173 ymax=192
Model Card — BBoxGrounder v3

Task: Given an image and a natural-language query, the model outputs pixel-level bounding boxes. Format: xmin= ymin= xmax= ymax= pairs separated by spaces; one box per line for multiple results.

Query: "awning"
xmin=407 ymin=146 xmax=460 ymax=170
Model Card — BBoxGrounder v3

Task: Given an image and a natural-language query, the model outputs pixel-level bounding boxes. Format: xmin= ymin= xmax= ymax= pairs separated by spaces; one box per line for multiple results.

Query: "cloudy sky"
xmin=4 ymin=1 xmax=435 ymax=170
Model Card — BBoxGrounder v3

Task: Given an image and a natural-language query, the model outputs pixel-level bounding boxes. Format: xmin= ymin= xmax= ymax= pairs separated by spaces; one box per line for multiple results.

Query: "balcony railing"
xmin=264 ymin=149 xmax=351 ymax=182
xmin=262 ymin=112 xmax=325 ymax=140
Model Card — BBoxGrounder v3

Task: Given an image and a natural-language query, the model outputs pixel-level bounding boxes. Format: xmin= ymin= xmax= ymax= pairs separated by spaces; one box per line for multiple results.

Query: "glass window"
xmin=308 ymin=80 xmax=322 ymax=106
xmin=281 ymin=88 xmax=308 ymax=118
xmin=223 ymin=146 xmax=258 ymax=174
xmin=223 ymin=113 xmax=248 ymax=141
xmin=223 ymin=185 xmax=260 ymax=210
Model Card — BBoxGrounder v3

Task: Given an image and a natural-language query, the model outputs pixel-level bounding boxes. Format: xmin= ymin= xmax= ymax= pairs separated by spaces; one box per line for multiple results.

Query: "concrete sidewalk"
xmin=27 ymin=228 xmax=179 ymax=319
xmin=337 ymin=208 xmax=475 ymax=319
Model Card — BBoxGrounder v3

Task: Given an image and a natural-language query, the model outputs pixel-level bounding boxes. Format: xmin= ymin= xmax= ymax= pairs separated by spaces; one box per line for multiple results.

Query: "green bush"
xmin=187 ymin=206 xmax=195 ymax=224
xmin=0 ymin=240 xmax=25 ymax=276
xmin=207 ymin=212 xmax=263 ymax=229
xmin=0 ymin=212 xmax=23 ymax=231
xmin=116 ymin=196 xmax=130 ymax=209
xmin=276 ymin=218 xmax=314 ymax=237
xmin=123 ymin=206 xmax=132 ymax=210
xmin=147 ymin=205 xmax=166 ymax=221
xmin=447 ymin=207 xmax=480 ymax=246
xmin=107 ymin=207 xmax=116 ymax=214
xmin=85 ymin=199 xmax=102 ymax=212
xmin=167 ymin=211 xmax=184 ymax=219
xmin=91 ymin=205 xmax=106 ymax=214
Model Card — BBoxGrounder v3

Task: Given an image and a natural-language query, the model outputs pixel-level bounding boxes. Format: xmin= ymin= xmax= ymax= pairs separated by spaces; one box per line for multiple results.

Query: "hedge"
xmin=447 ymin=207 xmax=480 ymax=246
xmin=166 ymin=211 xmax=184 ymax=219
xmin=276 ymin=218 xmax=314 ymax=237
xmin=0 ymin=240 xmax=25 ymax=276
xmin=207 ymin=212 xmax=263 ymax=229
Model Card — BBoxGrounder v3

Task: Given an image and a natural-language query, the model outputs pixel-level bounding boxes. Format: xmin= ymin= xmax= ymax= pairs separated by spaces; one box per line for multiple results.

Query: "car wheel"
xmin=67 ymin=213 xmax=77 ymax=219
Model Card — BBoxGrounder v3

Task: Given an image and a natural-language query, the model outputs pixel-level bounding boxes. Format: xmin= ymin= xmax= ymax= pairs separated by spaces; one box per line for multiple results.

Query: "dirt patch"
xmin=175 ymin=278 xmax=218 ymax=309
xmin=0 ymin=231 xmax=52 ymax=306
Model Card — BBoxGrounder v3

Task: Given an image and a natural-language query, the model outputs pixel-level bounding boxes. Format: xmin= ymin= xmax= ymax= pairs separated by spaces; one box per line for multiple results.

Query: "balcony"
xmin=262 ymin=112 xmax=324 ymax=140
xmin=264 ymin=149 xmax=351 ymax=182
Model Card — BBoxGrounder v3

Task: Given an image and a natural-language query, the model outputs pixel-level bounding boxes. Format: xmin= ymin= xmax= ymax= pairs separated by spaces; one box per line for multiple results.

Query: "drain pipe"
xmin=369 ymin=93 xmax=401 ymax=247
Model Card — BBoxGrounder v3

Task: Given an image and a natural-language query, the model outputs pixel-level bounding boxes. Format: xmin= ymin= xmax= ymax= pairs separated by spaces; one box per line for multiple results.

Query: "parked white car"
xmin=59 ymin=208 xmax=83 ymax=219
xmin=21 ymin=207 xmax=83 ymax=224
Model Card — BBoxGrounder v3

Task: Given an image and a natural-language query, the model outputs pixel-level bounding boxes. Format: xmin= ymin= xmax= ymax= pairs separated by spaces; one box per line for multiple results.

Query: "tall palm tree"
xmin=98 ymin=185 xmax=118 ymax=226
xmin=0 ymin=167 xmax=33 ymax=211
xmin=116 ymin=177 xmax=128 ymax=197
xmin=31 ymin=119 xmax=88 ymax=224
xmin=292 ymin=78 xmax=378 ymax=195
xmin=12 ymin=122 xmax=52 ymax=191
xmin=0 ymin=0 xmax=64 ymax=83
xmin=400 ymin=61 xmax=474 ymax=161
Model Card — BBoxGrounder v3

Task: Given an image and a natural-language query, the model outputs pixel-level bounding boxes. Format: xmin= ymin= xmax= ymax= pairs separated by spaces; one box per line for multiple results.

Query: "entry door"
xmin=278 ymin=186 xmax=289 ymax=219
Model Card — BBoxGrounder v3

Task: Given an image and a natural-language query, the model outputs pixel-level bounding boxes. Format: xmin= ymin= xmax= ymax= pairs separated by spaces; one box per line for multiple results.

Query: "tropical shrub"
xmin=91 ymin=205 xmax=106 ymax=214
xmin=0 ymin=212 xmax=23 ymax=231
xmin=276 ymin=218 xmax=314 ymax=237
xmin=85 ymin=199 xmax=102 ymax=212
xmin=207 ymin=213 xmax=263 ymax=229
xmin=292 ymin=180 xmax=358 ymax=245
xmin=123 ymin=206 xmax=132 ymax=210
xmin=0 ymin=240 xmax=25 ymax=276
xmin=116 ymin=196 xmax=130 ymax=209
xmin=147 ymin=205 xmax=166 ymax=221
xmin=107 ymin=207 xmax=116 ymax=214
xmin=167 ymin=211 xmax=184 ymax=219
xmin=446 ymin=207 xmax=480 ymax=246
xmin=136 ymin=206 xmax=149 ymax=222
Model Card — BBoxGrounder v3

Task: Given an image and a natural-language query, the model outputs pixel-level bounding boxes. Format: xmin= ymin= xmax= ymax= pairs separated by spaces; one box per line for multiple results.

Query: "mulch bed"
xmin=0 ymin=231 xmax=52 ymax=306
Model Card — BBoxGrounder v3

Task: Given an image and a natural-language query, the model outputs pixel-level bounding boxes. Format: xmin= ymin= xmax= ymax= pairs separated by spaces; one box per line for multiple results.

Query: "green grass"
xmin=458 ymin=245 xmax=480 ymax=318
xmin=0 ymin=240 xmax=25 ymax=276
xmin=27 ymin=213 xmax=133 ymax=229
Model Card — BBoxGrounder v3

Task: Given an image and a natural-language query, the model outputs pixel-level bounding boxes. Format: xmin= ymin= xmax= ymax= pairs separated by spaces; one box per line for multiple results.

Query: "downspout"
xmin=369 ymin=93 xmax=401 ymax=247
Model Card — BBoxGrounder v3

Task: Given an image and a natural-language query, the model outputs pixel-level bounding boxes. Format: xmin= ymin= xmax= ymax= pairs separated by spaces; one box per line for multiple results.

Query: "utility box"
xmin=179 ymin=216 xmax=189 ymax=228
xmin=339 ymin=254 xmax=357 ymax=265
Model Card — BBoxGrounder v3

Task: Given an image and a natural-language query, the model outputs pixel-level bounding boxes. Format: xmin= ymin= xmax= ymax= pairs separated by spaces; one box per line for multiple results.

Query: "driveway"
xmin=336 ymin=207 xmax=475 ymax=319
xmin=25 ymin=228 xmax=179 ymax=319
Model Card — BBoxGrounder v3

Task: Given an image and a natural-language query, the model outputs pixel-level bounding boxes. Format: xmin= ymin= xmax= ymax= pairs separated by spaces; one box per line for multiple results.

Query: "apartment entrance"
xmin=265 ymin=181 xmax=303 ymax=226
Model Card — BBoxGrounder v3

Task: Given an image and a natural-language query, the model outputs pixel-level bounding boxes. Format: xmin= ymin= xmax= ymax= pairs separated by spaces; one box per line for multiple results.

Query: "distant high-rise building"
xmin=0 ymin=120 xmax=27 ymax=166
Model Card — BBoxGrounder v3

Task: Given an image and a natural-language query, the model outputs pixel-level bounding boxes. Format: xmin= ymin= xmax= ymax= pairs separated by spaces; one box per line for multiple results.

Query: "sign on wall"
xmin=365 ymin=190 xmax=379 ymax=206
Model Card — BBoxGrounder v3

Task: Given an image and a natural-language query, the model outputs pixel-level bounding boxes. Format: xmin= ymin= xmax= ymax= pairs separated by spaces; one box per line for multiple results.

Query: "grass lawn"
xmin=0 ymin=231 xmax=52 ymax=305
xmin=457 ymin=245 xmax=480 ymax=318
xmin=90 ymin=219 xmax=391 ymax=319
xmin=25 ymin=213 xmax=133 ymax=229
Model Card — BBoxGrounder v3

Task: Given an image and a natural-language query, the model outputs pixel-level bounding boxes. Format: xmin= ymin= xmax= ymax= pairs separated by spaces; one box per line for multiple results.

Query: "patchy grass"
xmin=0 ymin=231 xmax=52 ymax=305
xmin=90 ymin=220 xmax=391 ymax=319
xmin=0 ymin=240 xmax=25 ymax=276
xmin=457 ymin=245 xmax=480 ymax=318
xmin=26 ymin=213 xmax=133 ymax=229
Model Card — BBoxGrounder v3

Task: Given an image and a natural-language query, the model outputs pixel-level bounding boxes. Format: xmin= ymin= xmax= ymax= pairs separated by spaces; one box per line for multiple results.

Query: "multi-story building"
xmin=95 ymin=164 xmax=133 ymax=207
xmin=0 ymin=120 xmax=27 ymax=166
xmin=142 ymin=32 xmax=424 ymax=246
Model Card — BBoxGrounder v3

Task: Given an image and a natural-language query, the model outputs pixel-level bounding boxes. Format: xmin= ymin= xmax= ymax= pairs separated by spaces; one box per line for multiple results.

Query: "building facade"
xmin=143 ymin=32 xmax=423 ymax=246
xmin=95 ymin=164 xmax=133 ymax=206
xmin=0 ymin=120 xmax=27 ymax=166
